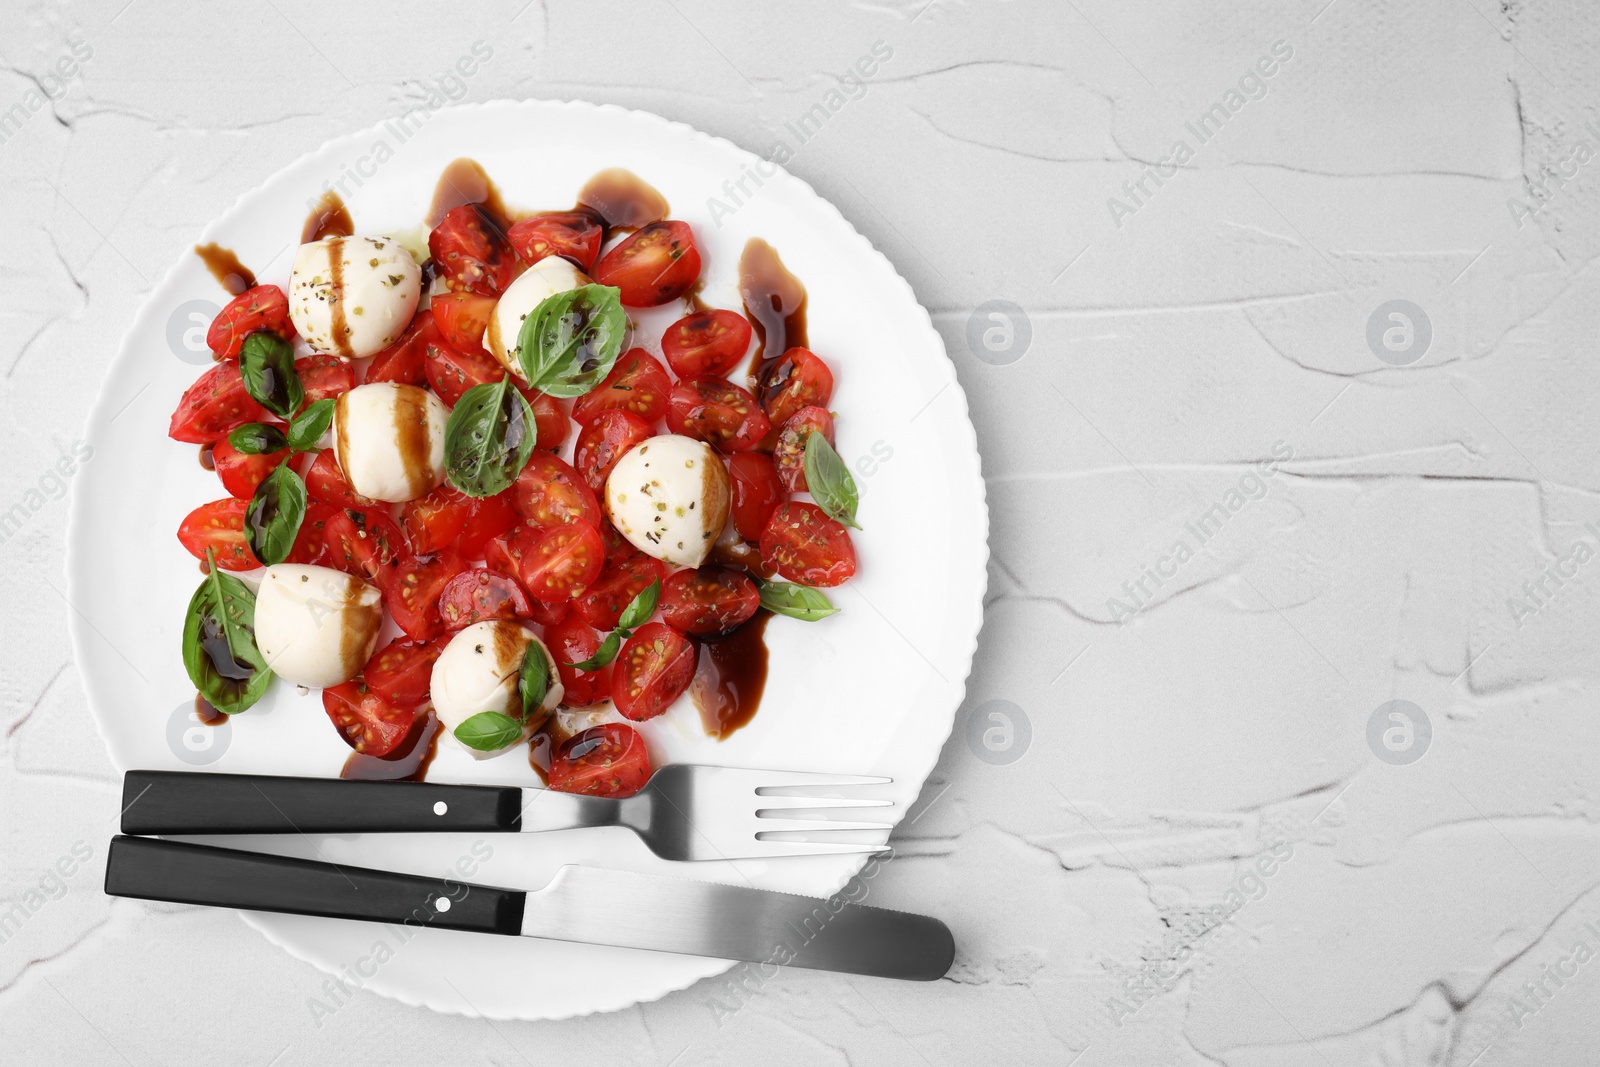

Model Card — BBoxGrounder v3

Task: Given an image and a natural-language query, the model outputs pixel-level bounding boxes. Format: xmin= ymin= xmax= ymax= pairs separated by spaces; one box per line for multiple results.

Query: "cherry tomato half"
xmin=206 ymin=285 xmax=295 ymax=361
xmin=548 ymin=723 xmax=652 ymax=798
xmin=522 ymin=389 xmax=571 ymax=452
xmin=545 ymin=616 xmax=612 ymax=707
xmin=385 ymin=550 xmax=470 ymax=640
xmin=323 ymin=681 xmax=414 ymax=757
xmin=660 ymin=567 xmax=760 ymax=636
xmin=519 ymin=522 xmax=604 ymax=604
xmin=285 ymin=502 xmax=336 ymax=566
xmin=507 ymin=211 xmax=604 ymax=274
xmin=666 ymin=377 xmax=771 ymax=453
xmin=438 ymin=568 xmax=531 ymax=630
xmin=757 ymin=347 xmax=834 ymax=430
xmin=365 ymin=313 xmax=433 ymax=386
xmin=760 ymin=502 xmax=856 ymax=587
xmin=612 ymin=622 xmax=697 ymax=722
xmin=573 ymin=409 xmax=652 ymax=492
xmin=212 ymin=436 xmax=287 ymax=499
xmin=512 ymin=452 xmax=602 ymax=529
xmin=430 ymin=291 xmax=496 ymax=354
xmin=363 ymin=636 xmax=450 ymax=711
xmin=423 ymin=332 xmax=505 ymax=407
xmin=573 ymin=553 xmax=667 ymax=631
xmin=572 ymin=349 xmax=671 ymax=426
xmin=401 ymin=483 xmax=474 ymax=556
xmin=296 ymin=354 xmax=355 ymax=407
xmin=304 ymin=450 xmax=374 ymax=509
xmin=455 ymin=493 xmax=520 ymax=560
xmin=168 ymin=362 xmax=270 ymax=444
xmin=661 ymin=309 xmax=752 ymax=379
xmin=772 ymin=405 xmax=834 ymax=493
xmin=177 ymin=498 xmax=258 ymax=571
xmin=429 ymin=204 xmax=518 ymax=297
xmin=594 ymin=221 xmax=701 ymax=307
xmin=726 ymin=451 xmax=784 ymax=542
xmin=323 ymin=507 xmax=409 ymax=589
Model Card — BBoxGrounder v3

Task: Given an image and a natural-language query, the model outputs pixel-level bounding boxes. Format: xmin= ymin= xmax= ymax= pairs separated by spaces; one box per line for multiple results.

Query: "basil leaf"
xmin=452 ymin=711 xmax=525 ymax=752
xmin=615 ymin=578 xmax=661 ymax=633
xmin=517 ymin=640 xmax=550 ymax=722
xmin=228 ymin=423 xmax=287 ymax=456
xmin=515 ymin=284 xmax=627 ymax=398
xmin=758 ymin=581 xmax=840 ymax=622
xmin=567 ymin=630 xmax=623 ymax=672
xmin=181 ymin=549 xmax=273 ymax=715
xmin=238 ymin=331 xmax=303 ymax=420
xmin=803 ymin=431 xmax=861 ymax=529
xmin=287 ymin=398 xmax=335 ymax=452
xmin=245 ymin=461 xmax=308 ymax=566
xmin=444 ymin=377 xmax=537 ymax=498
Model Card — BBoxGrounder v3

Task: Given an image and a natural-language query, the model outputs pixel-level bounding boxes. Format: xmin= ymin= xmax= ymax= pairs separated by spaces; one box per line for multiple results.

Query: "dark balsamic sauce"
xmin=194 ymin=244 xmax=256 ymax=295
xmin=198 ymin=444 xmax=215 ymax=470
xmin=427 ymin=158 xmax=513 ymax=229
xmin=738 ymin=238 xmax=808 ymax=389
xmin=301 ymin=190 xmax=354 ymax=243
xmin=577 ymin=168 xmax=669 ymax=232
xmin=341 ymin=711 xmax=441 ymax=781
xmin=691 ymin=613 xmax=772 ymax=739
xmin=194 ymin=694 xmax=227 ymax=726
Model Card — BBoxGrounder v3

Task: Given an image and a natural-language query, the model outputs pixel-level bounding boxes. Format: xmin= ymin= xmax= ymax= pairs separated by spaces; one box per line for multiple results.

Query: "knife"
xmin=103 ymin=836 xmax=953 ymax=981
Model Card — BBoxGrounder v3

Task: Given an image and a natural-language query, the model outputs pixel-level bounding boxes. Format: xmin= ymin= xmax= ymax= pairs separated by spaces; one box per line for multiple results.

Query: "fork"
xmin=120 ymin=767 xmax=896 ymax=861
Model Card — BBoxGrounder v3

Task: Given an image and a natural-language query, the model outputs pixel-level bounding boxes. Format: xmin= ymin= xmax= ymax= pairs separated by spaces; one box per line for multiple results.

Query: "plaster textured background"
xmin=4 ymin=0 xmax=1599 ymax=1063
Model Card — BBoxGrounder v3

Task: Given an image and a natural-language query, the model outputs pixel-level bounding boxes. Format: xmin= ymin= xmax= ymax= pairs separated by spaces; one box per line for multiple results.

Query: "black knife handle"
xmin=120 ymin=770 xmax=523 ymax=835
xmin=105 ymin=836 xmax=524 ymax=936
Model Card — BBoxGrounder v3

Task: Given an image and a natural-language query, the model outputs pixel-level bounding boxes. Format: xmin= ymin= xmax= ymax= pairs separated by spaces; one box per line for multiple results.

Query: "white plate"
xmin=67 ymin=100 xmax=987 ymax=1020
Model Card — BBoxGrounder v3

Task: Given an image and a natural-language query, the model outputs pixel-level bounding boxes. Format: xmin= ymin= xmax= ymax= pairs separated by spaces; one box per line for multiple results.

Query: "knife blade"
xmin=104 ymin=836 xmax=953 ymax=981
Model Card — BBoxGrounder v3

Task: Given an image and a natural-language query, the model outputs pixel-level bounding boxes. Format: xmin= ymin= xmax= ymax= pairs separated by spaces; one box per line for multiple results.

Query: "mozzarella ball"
xmin=483 ymin=257 xmax=590 ymax=378
xmin=605 ymin=435 xmax=731 ymax=568
xmin=255 ymin=565 xmax=383 ymax=688
xmin=332 ymin=382 xmax=447 ymax=502
xmin=431 ymin=621 xmax=564 ymax=759
xmin=289 ymin=236 xmax=421 ymax=358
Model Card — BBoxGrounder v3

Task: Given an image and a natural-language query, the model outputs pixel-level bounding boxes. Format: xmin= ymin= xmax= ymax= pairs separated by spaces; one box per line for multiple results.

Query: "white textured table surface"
xmin=5 ymin=0 xmax=1599 ymax=1063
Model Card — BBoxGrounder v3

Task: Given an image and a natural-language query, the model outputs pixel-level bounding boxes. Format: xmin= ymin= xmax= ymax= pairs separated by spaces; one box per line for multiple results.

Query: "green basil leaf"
xmin=444 ymin=377 xmax=537 ymax=498
xmin=452 ymin=711 xmax=526 ymax=752
xmin=758 ymin=581 xmax=840 ymax=622
xmin=238 ymin=331 xmax=303 ymax=420
xmin=181 ymin=549 xmax=273 ymax=715
xmin=245 ymin=461 xmax=307 ymax=566
xmin=567 ymin=630 xmax=623 ymax=672
xmin=615 ymin=578 xmax=661 ymax=633
xmin=518 ymin=639 xmax=550 ymax=723
xmin=515 ymin=284 xmax=627 ymax=398
xmin=803 ymin=431 xmax=861 ymax=529
xmin=227 ymin=423 xmax=288 ymax=456
xmin=287 ymin=398 xmax=335 ymax=452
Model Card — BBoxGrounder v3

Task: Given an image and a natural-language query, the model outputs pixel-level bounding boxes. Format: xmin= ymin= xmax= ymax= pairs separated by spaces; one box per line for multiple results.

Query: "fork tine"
xmin=750 ymin=771 xmax=893 ymax=792
xmin=754 ymin=794 xmax=895 ymax=811
xmin=756 ymin=819 xmax=896 ymax=834
xmin=743 ymin=839 xmax=895 ymax=857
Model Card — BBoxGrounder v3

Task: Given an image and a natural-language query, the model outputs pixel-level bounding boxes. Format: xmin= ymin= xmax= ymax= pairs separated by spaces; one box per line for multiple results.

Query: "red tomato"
xmin=760 ymin=502 xmax=857 ymax=587
xmin=385 ymin=551 xmax=470 ymax=640
xmin=323 ymin=507 xmax=409 ymax=589
xmin=211 ymin=436 xmax=286 ymax=499
xmin=548 ymin=723 xmax=653 ymax=798
xmin=365 ymin=313 xmax=433 ymax=386
xmin=285 ymin=502 xmax=337 ymax=566
xmin=507 ymin=211 xmax=604 ymax=273
xmin=401 ymin=483 xmax=474 ymax=556
xmin=177 ymin=498 xmax=258 ymax=571
xmin=296 ymin=354 xmax=355 ymax=407
xmin=168 ymin=362 xmax=270 ymax=444
xmin=660 ymin=567 xmax=760 ymax=636
xmin=772 ymin=405 xmax=834 ymax=493
xmin=304 ymin=450 xmax=373 ymax=509
xmin=323 ymin=682 xmax=414 ymax=757
xmin=726 ymin=451 xmax=784 ymax=542
xmin=429 ymin=204 xmax=518 ymax=297
xmin=661 ymin=310 xmax=752 ymax=379
xmin=484 ymin=525 xmax=530 ymax=580
xmin=599 ymin=518 xmax=639 ymax=567
xmin=363 ymin=636 xmax=449 ymax=711
xmin=423 ymin=332 xmax=504 ymax=407
xmin=757 ymin=347 xmax=834 ymax=429
xmin=519 ymin=522 xmax=604 ymax=604
xmin=455 ymin=493 xmax=520 ymax=559
xmin=572 ymin=349 xmax=671 ymax=426
xmin=522 ymin=390 xmax=571 ymax=452
xmin=666 ymin=377 xmax=771 ymax=452
xmin=206 ymin=285 xmax=295 ymax=361
xmin=438 ymin=568 xmax=531 ymax=630
xmin=573 ymin=553 xmax=667 ymax=631
xmin=545 ymin=616 xmax=612 ymax=706
xmin=512 ymin=452 xmax=602 ymax=529
xmin=594 ymin=221 xmax=701 ymax=306
xmin=429 ymin=291 xmax=496 ymax=354
xmin=613 ymin=622 xmax=697 ymax=721
xmin=573 ymin=410 xmax=652 ymax=492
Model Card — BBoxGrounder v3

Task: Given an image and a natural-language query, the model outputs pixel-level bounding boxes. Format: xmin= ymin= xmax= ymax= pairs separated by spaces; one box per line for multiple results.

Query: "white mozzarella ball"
xmin=289 ymin=236 xmax=421 ymax=358
xmin=604 ymin=434 xmax=731 ymax=568
xmin=483 ymin=257 xmax=590 ymax=378
xmin=255 ymin=565 xmax=383 ymax=688
xmin=332 ymin=382 xmax=447 ymax=502
xmin=431 ymin=621 xmax=564 ymax=759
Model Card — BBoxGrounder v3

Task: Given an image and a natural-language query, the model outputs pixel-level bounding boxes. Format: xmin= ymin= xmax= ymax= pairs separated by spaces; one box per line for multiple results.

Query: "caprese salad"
xmin=170 ymin=164 xmax=860 ymax=798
